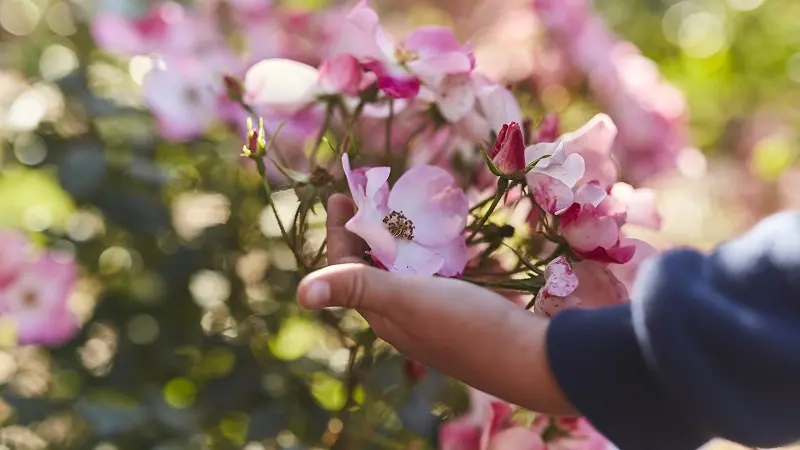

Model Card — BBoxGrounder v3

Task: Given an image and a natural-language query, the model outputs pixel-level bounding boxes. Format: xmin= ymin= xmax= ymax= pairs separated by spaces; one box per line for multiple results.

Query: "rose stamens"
xmin=382 ymin=211 xmax=415 ymax=240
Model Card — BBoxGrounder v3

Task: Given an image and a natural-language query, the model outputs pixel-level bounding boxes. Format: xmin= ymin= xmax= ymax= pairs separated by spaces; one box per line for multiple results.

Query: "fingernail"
xmin=305 ymin=281 xmax=331 ymax=309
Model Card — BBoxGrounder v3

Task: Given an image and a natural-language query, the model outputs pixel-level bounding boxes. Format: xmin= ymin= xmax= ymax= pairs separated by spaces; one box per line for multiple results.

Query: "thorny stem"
xmin=253 ymin=156 xmax=306 ymax=274
xmin=467 ymin=178 xmax=509 ymax=244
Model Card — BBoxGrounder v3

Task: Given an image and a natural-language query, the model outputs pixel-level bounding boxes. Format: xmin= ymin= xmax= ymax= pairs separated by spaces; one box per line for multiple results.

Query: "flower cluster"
xmin=91 ymin=0 xmax=680 ymax=448
xmin=0 ymin=231 xmax=79 ymax=347
xmin=440 ymin=387 xmax=608 ymax=450
xmin=532 ymin=0 xmax=692 ymax=183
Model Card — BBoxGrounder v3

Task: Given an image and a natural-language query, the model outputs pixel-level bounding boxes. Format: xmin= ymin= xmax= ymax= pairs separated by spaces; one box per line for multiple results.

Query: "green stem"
xmin=466 ymin=178 xmax=509 ymax=244
xmin=310 ymin=238 xmax=327 ymax=269
xmin=310 ymin=102 xmax=335 ymax=164
xmin=253 ymin=156 xmax=306 ymax=274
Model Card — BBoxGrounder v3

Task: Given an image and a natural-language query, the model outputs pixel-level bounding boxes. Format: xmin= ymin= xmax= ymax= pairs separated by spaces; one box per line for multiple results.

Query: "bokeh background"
xmin=0 ymin=0 xmax=798 ymax=448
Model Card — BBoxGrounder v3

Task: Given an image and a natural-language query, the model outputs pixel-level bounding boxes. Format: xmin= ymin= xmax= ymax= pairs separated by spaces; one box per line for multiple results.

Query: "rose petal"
xmin=388 ymin=165 xmax=468 ymax=246
xmin=544 ymin=256 xmax=579 ymax=297
xmin=562 ymin=204 xmax=620 ymax=252
xmin=476 ymin=83 xmax=523 ymax=134
xmin=527 ymin=172 xmax=575 ymax=215
xmin=345 ymin=203 xmax=396 ymax=266
xmin=435 ymin=75 xmax=477 ymax=123
xmin=391 ymin=240 xmax=444 ymax=275
xmin=430 ymin=236 xmax=468 ymax=278
xmin=318 ymin=54 xmax=362 ymax=96
xmin=243 ymin=58 xmax=319 ymax=114
xmin=560 ymin=113 xmax=618 ymax=188
xmin=608 ymin=238 xmax=659 ymax=291
xmin=403 ymin=26 xmax=463 ymax=56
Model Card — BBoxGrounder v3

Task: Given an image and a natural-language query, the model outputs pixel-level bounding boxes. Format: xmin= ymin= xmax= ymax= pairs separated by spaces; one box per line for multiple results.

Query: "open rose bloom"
xmin=88 ymin=0 xmax=687 ymax=446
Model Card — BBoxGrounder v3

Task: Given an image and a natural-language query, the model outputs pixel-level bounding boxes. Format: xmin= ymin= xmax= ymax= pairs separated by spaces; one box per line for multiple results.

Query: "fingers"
xmin=297 ymin=262 xmax=499 ymax=315
xmin=298 ymin=263 xmax=397 ymax=311
xmin=326 ymin=194 xmax=368 ymax=265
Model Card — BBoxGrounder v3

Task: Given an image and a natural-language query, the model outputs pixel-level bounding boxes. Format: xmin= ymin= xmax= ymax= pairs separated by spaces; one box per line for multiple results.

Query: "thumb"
xmin=297 ymin=263 xmax=409 ymax=312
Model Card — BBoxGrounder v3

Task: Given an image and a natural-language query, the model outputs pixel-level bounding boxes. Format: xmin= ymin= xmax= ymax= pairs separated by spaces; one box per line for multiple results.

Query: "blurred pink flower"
xmin=91 ymin=2 xmax=185 ymax=56
xmin=490 ymin=122 xmax=526 ymax=175
xmin=533 ymin=256 xmax=628 ymax=317
xmin=342 ymin=154 xmax=468 ymax=276
xmin=331 ymin=0 xmax=473 ymax=99
xmin=440 ymin=388 xmax=545 ymax=450
xmin=606 ymin=182 xmax=661 ymax=230
xmin=525 ymin=141 xmax=585 ymax=215
xmin=0 ymin=246 xmax=79 ymax=347
xmin=143 ymin=63 xmax=228 ymax=141
xmin=0 ymin=231 xmax=29 ymax=288
xmin=533 ymin=0 xmax=690 ymax=183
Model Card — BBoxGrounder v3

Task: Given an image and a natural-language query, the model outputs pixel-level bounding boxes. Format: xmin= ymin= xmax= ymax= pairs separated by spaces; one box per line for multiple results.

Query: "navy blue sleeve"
xmin=546 ymin=211 xmax=800 ymax=450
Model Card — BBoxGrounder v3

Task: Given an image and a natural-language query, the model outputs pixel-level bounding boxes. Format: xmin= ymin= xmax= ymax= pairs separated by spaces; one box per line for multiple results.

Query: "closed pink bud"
xmin=490 ymin=122 xmax=526 ymax=175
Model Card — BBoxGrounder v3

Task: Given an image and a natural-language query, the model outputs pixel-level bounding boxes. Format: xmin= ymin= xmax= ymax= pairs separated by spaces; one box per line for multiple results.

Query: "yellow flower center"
xmin=394 ymin=45 xmax=419 ymax=65
xmin=383 ymin=211 xmax=415 ymax=241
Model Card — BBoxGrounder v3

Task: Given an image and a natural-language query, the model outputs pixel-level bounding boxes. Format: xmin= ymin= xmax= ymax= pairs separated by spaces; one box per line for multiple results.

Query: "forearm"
xmin=391 ymin=276 xmax=576 ymax=415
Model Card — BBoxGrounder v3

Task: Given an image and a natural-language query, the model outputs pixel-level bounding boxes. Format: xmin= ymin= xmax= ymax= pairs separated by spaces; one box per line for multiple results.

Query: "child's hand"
xmin=296 ymin=194 xmax=576 ymax=415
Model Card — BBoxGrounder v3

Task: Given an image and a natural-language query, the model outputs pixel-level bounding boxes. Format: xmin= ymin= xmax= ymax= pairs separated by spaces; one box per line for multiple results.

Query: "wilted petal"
xmin=533 ymin=256 xmax=582 ymax=318
xmin=388 ymin=165 xmax=468 ymax=247
xmin=244 ymin=58 xmax=319 ymax=114
xmin=543 ymin=256 xmax=579 ymax=297
xmin=392 ymin=240 xmax=444 ymax=275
